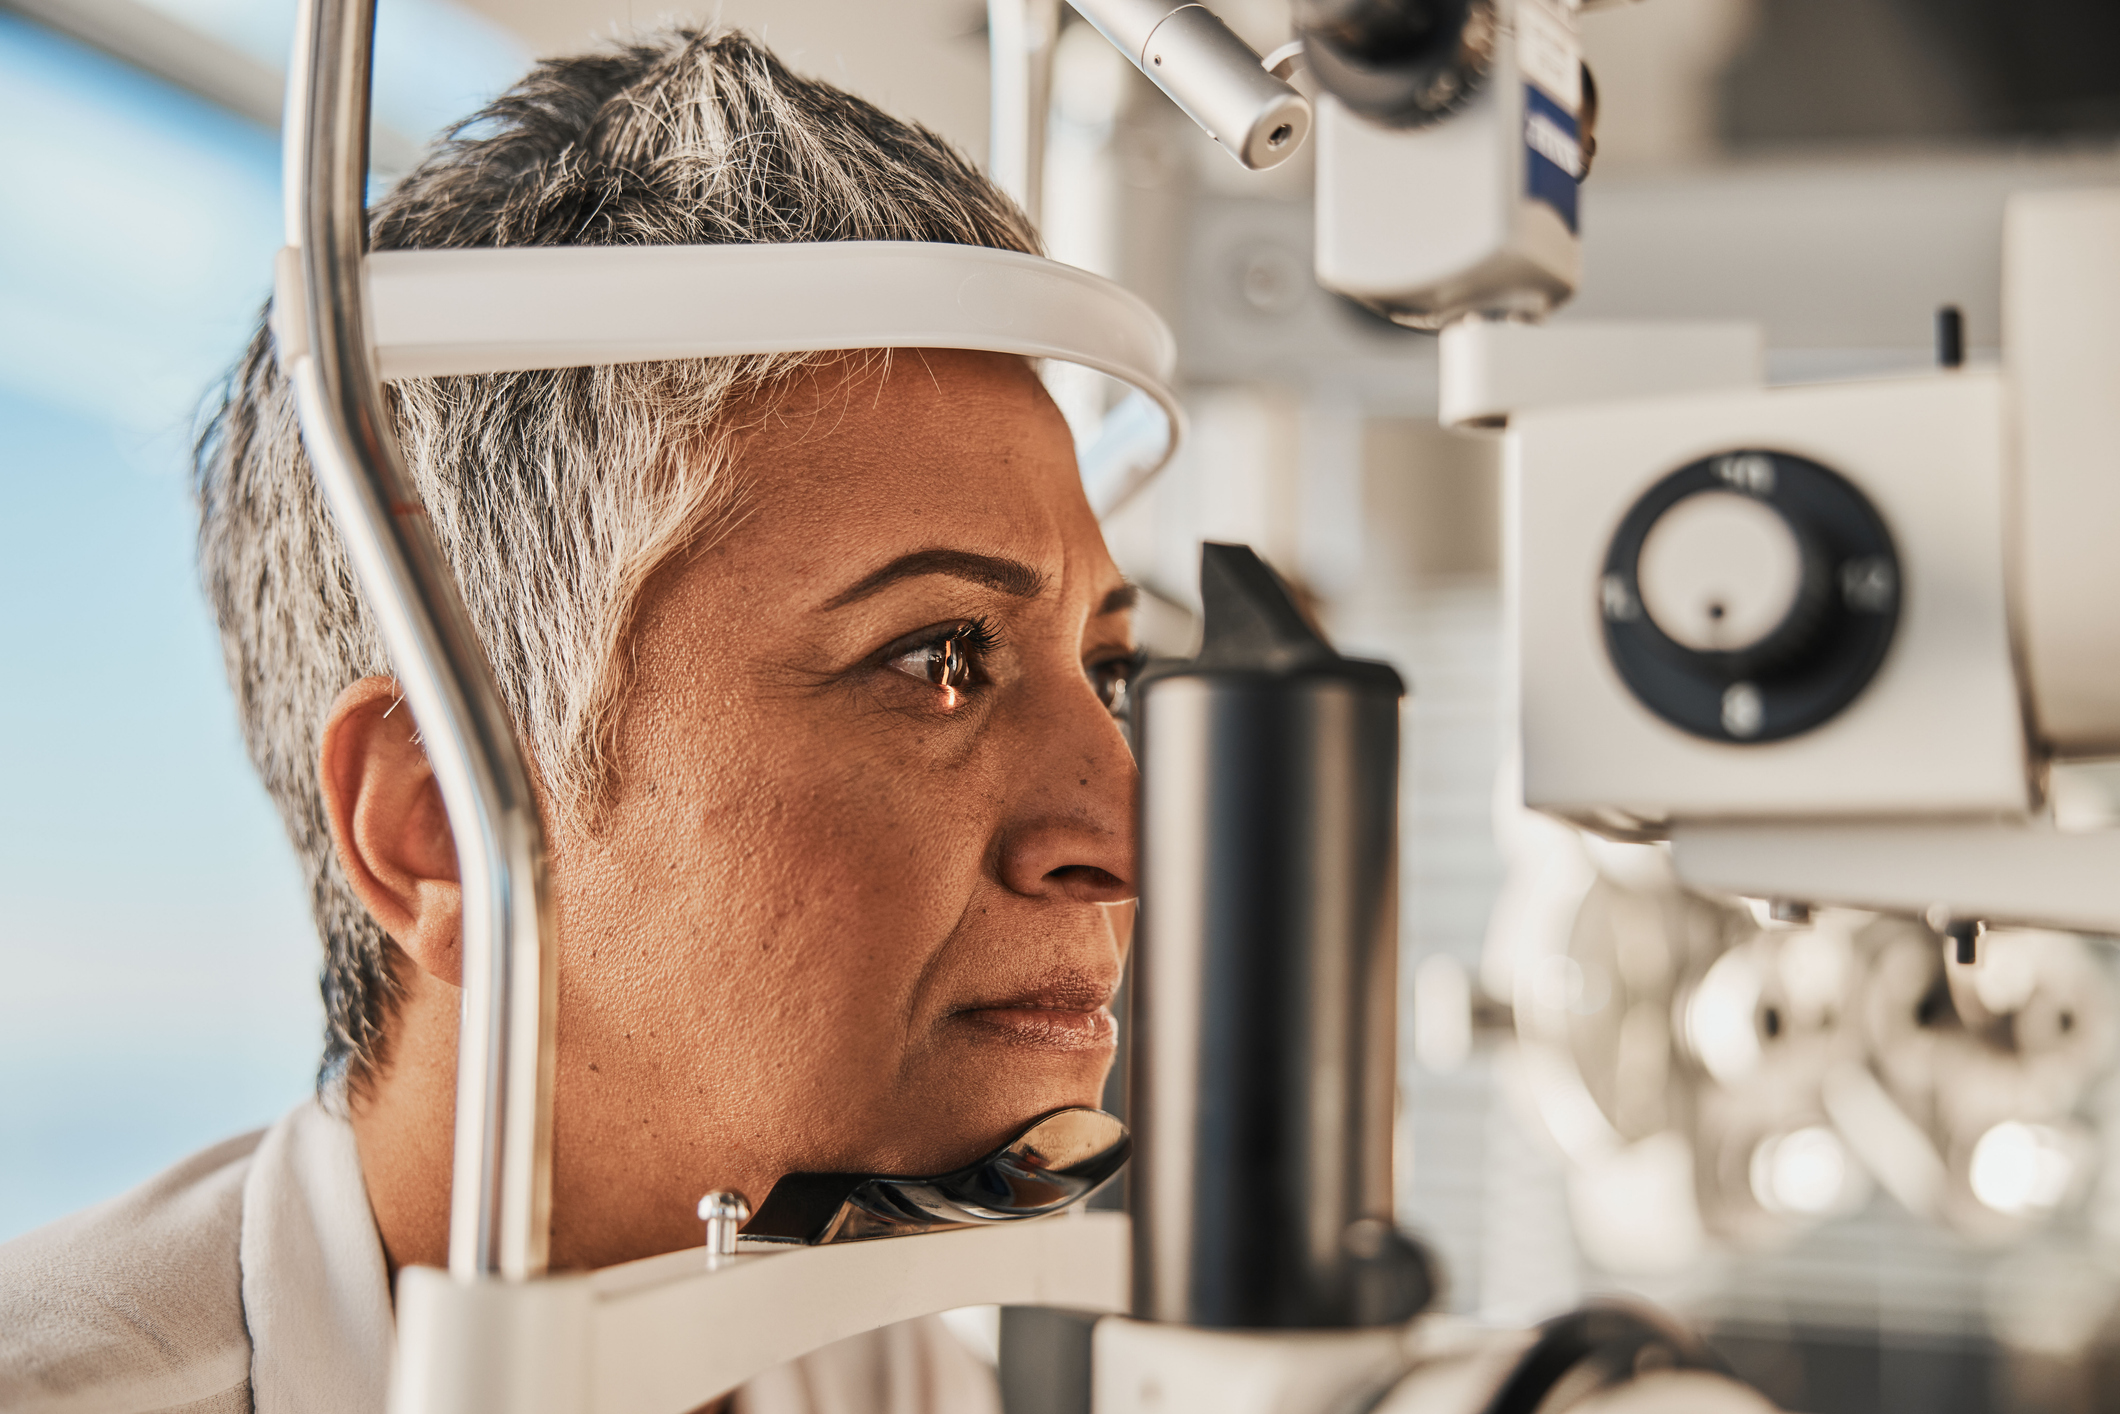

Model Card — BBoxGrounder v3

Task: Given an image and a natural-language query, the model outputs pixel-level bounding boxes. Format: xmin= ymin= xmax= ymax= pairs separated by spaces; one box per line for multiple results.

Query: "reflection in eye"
xmin=884 ymin=619 xmax=997 ymax=709
xmin=1090 ymin=650 xmax=1145 ymax=720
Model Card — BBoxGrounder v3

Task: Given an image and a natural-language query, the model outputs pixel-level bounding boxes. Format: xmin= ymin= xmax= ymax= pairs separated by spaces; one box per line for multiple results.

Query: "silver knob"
xmin=697 ymin=1190 xmax=751 ymax=1271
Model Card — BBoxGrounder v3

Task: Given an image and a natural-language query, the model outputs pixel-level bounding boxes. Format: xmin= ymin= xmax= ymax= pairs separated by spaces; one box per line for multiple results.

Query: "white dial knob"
xmin=1635 ymin=490 xmax=1805 ymax=654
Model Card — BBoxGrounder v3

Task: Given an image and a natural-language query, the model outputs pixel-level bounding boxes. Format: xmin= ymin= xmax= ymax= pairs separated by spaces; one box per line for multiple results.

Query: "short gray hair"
xmin=195 ymin=29 xmax=1038 ymax=1092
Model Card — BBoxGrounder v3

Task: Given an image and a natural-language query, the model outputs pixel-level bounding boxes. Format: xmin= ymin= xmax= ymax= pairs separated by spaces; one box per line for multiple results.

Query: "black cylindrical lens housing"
xmin=1129 ymin=544 xmax=1427 ymax=1329
xmin=1294 ymin=0 xmax=1495 ymax=129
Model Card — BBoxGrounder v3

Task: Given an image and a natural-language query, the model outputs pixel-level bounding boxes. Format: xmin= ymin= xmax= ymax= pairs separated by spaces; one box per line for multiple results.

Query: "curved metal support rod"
xmin=281 ymin=0 xmax=556 ymax=1280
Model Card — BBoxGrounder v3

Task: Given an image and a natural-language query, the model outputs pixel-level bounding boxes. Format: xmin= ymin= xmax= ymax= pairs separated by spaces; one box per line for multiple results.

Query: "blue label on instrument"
xmin=1524 ymin=84 xmax=1582 ymax=233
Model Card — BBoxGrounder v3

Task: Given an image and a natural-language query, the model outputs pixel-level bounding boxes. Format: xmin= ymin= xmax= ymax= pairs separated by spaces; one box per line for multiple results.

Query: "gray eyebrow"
xmin=823 ymin=549 xmax=1048 ymax=609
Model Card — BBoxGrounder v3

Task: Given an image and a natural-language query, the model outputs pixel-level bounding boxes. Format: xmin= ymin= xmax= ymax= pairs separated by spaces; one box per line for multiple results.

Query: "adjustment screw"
xmin=1721 ymin=681 xmax=1764 ymax=739
xmin=1936 ymin=305 xmax=1965 ymax=369
xmin=699 ymin=1190 xmax=751 ymax=1271
xmin=1927 ymin=905 xmax=1984 ymax=966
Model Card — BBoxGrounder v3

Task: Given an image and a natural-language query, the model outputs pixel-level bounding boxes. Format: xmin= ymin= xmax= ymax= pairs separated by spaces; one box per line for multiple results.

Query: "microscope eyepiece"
xmin=1299 ymin=0 xmax=1454 ymax=63
xmin=1293 ymin=0 xmax=1497 ymax=128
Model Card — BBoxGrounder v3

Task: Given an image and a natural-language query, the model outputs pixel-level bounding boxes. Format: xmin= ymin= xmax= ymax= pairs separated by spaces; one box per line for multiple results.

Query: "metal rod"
xmin=1066 ymin=0 xmax=1311 ymax=170
xmin=987 ymin=0 xmax=1060 ymax=225
xmin=283 ymin=0 xmax=556 ymax=1280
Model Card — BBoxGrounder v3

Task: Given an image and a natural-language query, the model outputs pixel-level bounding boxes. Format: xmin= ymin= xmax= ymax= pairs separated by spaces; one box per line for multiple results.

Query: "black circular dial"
xmin=1600 ymin=450 xmax=1899 ymax=745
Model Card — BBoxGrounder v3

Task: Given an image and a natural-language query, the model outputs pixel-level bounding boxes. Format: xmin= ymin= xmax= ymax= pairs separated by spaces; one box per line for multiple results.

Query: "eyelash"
xmin=882 ymin=617 xmax=1003 ymax=708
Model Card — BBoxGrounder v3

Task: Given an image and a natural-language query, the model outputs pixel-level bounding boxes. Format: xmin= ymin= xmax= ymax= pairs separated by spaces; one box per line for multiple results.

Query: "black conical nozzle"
xmin=1173 ymin=543 xmax=1402 ymax=693
xmin=1196 ymin=542 xmax=1338 ymax=670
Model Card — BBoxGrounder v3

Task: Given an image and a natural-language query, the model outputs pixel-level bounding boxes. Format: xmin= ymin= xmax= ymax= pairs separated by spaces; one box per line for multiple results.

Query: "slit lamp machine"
xmin=274 ymin=0 xmax=2120 ymax=1409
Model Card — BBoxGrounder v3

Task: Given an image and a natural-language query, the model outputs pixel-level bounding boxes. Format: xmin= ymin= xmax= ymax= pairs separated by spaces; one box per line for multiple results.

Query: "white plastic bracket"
xmin=1671 ymin=819 xmax=2120 ymax=935
xmin=1092 ymin=1316 xmax=1423 ymax=1414
xmin=389 ymin=1211 xmax=1129 ymax=1414
xmin=1439 ymin=317 xmax=1764 ymax=430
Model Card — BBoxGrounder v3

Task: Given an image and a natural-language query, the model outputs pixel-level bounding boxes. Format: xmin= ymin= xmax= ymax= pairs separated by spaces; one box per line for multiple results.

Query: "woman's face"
xmin=548 ymin=350 xmax=1137 ymax=1266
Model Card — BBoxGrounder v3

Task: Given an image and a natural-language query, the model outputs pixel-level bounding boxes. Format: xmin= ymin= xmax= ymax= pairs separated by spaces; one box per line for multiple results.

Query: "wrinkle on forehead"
xmin=709 ymin=348 xmax=1113 ymax=603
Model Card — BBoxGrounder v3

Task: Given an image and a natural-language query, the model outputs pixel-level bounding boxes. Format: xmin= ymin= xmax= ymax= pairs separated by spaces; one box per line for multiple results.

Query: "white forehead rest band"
xmin=272 ymin=240 xmax=1184 ymax=511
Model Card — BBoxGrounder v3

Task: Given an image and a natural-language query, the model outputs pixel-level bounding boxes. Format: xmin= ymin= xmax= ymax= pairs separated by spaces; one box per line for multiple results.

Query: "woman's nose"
xmin=994 ymin=696 xmax=1137 ymax=904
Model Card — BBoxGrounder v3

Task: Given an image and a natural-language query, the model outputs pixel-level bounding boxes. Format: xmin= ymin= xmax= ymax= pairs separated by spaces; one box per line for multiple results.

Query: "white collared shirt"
xmin=0 ymin=1101 xmax=1000 ymax=1414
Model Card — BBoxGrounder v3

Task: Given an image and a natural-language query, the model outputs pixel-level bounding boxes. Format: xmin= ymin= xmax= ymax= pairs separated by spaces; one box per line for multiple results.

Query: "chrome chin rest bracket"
xmin=742 ymin=1108 xmax=1131 ymax=1246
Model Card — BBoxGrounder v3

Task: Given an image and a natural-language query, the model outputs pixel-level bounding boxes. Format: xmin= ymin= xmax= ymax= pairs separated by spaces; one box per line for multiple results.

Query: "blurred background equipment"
xmin=1029 ymin=0 xmax=2120 ymax=1407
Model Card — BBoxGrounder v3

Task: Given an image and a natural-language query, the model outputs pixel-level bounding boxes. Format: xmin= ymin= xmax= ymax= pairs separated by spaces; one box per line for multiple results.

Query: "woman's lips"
xmin=955 ymin=975 xmax=1118 ymax=1051
xmin=958 ymin=1003 xmax=1117 ymax=1051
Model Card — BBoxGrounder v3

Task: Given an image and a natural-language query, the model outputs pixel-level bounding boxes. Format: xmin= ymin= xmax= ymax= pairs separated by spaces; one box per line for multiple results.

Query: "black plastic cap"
xmin=1174 ymin=543 xmax=1404 ymax=695
xmin=1196 ymin=543 xmax=1337 ymax=670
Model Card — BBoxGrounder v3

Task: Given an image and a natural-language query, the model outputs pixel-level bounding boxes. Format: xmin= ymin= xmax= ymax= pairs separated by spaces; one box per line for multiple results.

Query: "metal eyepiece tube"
xmin=1068 ymin=0 xmax=1313 ymax=169
xmin=1130 ymin=545 xmax=1431 ymax=1328
xmin=283 ymin=0 xmax=557 ymax=1280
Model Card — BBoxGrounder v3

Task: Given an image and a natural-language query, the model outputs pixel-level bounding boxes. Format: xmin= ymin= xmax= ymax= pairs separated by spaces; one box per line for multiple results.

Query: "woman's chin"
xmin=905 ymin=1018 xmax=1118 ymax=1146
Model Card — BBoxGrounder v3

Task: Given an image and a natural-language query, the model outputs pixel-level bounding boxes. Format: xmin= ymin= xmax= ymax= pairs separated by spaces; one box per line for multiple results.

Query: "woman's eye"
xmin=884 ymin=621 xmax=993 ymax=706
xmin=1089 ymin=650 xmax=1144 ymax=719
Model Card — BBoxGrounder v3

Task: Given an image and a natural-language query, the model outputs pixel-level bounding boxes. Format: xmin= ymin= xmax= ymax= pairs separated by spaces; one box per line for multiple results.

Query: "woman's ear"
xmin=320 ymin=676 xmax=464 ymax=986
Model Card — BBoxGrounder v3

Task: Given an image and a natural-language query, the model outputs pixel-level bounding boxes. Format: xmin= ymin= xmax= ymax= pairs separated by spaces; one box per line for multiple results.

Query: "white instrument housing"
xmin=1499 ymin=189 xmax=2120 ymax=933
xmin=2008 ymin=190 xmax=2120 ymax=754
xmin=1313 ymin=0 xmax=1584 ymax=327
xmin=1512 ymin=370 xmax=2027 ymax=831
